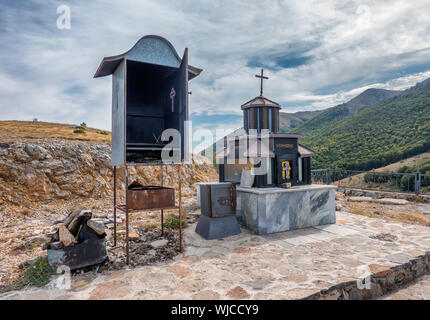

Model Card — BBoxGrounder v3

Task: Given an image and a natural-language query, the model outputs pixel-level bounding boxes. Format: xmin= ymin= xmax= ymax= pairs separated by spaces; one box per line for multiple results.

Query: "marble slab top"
xmin=236 ymin=184 xmax=337 ymax=194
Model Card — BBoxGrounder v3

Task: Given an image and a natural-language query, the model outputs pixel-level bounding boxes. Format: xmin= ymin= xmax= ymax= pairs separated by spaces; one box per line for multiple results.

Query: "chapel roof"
xmin=241 ymin=95 xmax=281 ymax=110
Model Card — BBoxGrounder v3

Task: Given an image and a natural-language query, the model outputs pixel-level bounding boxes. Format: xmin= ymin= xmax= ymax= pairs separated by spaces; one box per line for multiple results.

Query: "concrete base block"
xmin=195 ymin=215 xmax=241 ymax=240
xmin=238 ymin=184 xmax=337 ymax=235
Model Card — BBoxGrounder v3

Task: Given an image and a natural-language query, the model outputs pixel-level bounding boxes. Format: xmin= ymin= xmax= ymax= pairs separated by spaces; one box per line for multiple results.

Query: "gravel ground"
xmin=1 ymin=191 xmax=429 ymax=298
xmin=0 ymin=195 xmax=198 ymax=292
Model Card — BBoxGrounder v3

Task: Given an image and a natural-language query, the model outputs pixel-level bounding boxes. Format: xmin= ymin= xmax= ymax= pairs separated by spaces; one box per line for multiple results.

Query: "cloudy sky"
xmin=1 ymin=0 xmax=430 ymax=151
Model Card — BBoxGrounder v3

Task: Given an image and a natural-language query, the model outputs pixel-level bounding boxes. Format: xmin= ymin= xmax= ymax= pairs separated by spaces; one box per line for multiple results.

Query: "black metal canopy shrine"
xmin=94 ymin=35 xmax=202 ymax=265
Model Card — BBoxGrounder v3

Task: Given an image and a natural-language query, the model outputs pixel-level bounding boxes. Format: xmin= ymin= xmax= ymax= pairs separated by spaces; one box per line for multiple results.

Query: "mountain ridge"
xmin=287 ymin=87 xmax=402 ymax=133
xmin=296 ymin=77 xmax=430 ymax=170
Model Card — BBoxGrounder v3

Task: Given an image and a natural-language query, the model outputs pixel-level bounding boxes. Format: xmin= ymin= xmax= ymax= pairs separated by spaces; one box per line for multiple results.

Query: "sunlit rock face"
xmin=0 ymin=141 xmax=217 ymax=205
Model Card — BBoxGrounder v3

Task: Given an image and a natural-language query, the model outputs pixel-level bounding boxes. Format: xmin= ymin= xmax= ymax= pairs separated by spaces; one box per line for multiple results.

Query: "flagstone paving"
xmin=1 ymin=211 xmax=429 ymax=300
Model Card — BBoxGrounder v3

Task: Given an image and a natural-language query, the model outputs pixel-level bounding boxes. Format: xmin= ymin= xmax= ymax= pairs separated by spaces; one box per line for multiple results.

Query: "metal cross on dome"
xmin=255 ymin=68 xmax=268 ymax=96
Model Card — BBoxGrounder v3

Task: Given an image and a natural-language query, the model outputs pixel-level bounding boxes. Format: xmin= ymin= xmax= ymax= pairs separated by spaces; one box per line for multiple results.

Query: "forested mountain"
xmin=279 ymin=110 xmax=322 ymax=131
xmin=289 ymin=88 xmax=401 ymax=133
xmin=295 ymin=79 xmax=430 ymax=170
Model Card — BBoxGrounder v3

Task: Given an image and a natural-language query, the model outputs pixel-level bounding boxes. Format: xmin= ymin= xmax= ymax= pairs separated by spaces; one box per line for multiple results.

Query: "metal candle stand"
xmin=112 ymin=163 xmax=183 ymax=265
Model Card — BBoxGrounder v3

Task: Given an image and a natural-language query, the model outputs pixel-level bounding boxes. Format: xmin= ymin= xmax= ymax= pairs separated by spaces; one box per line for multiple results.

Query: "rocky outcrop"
xmin=0 ymin=140 xmax=218 ymax=205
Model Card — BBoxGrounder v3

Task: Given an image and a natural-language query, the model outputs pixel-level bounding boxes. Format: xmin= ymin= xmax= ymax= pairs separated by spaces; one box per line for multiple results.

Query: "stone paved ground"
xmin=380 ymin=274 xmax=430 ymax=300
xmin=1 ymin=211 xmax=430 ymax=300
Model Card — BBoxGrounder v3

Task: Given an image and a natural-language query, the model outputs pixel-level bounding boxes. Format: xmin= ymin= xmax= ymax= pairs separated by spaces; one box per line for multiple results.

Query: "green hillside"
xmin=295 ymin=79 xmax=430 ymax=170
xmin=292 ymin=88 xmax=401 ymax=133
xmin=279 ymin=89 xmax=400 ymax=132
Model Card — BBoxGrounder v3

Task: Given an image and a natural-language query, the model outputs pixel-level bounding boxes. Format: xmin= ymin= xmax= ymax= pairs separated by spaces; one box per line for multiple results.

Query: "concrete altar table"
xmin=237 ymin=184 xmax=337 ymax=235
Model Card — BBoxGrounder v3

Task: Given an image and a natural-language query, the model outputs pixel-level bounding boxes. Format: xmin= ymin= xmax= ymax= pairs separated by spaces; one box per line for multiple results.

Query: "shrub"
xmin=10 ymin=257 xmax=55 ymax=290
xmin=98 ymin=131 xmax=109 ymax=135
xmin=421 ymin=176 xmax=430 ymax=188
xmin=73 ymin=128 xmax=85 ymax=134
xmin=400 ymin=174 xmax=415 ymax=191
xmin=163 ymin=214 xmax=187 ymax=229
xmin=364 ymin=172 xmax=391 ymax=184
xmin=363 ymin=172 xmax=373 ymax=183
xmin=397 ymin=166 xmax=410 ymax=173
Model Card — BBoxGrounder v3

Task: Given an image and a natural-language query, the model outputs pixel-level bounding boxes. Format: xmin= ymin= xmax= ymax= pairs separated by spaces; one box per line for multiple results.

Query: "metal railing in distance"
xmin=419 ymin=174 xmax=430 ymax=195
xmin=311 ymin=169 xmax=331 ymax=185
xmin=311 ymin=169 xmax=418 ymax=194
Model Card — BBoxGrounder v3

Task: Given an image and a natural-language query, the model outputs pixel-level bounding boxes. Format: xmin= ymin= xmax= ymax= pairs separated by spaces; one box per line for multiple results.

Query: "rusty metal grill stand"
xmin=112 ymin=164 xmax=183 ymax=265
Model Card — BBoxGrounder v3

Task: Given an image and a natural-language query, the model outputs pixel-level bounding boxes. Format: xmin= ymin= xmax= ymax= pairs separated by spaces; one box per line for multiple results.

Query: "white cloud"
xmin=0 ymin=0 xmax=429 ymax=130
xmin=283 ymin=70 xmax=430 ymax=112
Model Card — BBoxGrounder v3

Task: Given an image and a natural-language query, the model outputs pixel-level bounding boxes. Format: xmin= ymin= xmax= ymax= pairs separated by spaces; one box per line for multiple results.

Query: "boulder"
xmin=150 ymin=239 xmax=168 ymax=248
xmin=63 ymin=207 xmax=83 ymax=227
xmin=374 ymin=198 xmax=408 ymax=205
xmin=128 ymin=232 xmax=139 ymax=239
xmin=86 ymin=220 xmax=105 ymax=236
xmin=348 ymin=196 xmax=373 ymax=202
xmin=67 ymin=210 xmax=92 ymax=236
xmin=58 ymin=224 xmax=75 ymax=246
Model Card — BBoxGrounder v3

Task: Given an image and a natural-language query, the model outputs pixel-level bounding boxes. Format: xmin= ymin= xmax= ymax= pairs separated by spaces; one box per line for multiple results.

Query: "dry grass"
xmin=345 ymin=201 xmax=430 ymax=226
xmin=335 ymin=152 xmax=430 ymax=189
xmin=0 ymin=120 xmax=111 ymax=143
xmin=378 ymin=153 xmax=430 ymax=172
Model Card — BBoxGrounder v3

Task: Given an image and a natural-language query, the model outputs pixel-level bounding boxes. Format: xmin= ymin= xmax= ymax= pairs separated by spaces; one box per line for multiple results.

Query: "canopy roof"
xmin=298 ymin=144 xmax=315 ymax=158
xmin=241 ymin=95 xmax=281 ymax=110
xmin=94 ymin=35 xmax=202 ymax=79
